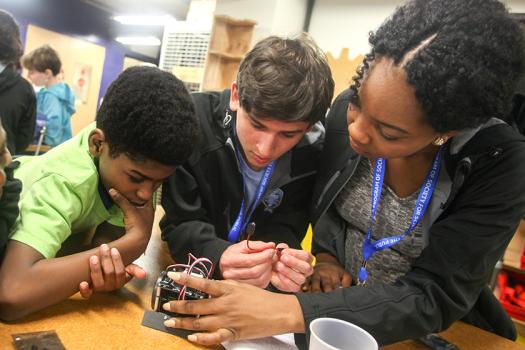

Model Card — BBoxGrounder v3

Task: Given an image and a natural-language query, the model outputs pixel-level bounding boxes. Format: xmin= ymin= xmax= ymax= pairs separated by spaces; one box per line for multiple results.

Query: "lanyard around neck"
xmin=227 ymin=132 xmax=275 ymax=243
xmin=357 ymin=147 xmax=443 ymax=285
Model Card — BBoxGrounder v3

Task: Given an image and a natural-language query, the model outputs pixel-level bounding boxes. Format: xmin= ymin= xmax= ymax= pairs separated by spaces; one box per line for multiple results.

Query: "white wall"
xmin=214 ymin=0 xmax=525 ymax=60
xmin=214 ymin=0 xmax=307 ymax=44
xmin=308 ymin=0 xmax=401 ymax=59
xmin=504 ymin=0 xmax=525 ymax=12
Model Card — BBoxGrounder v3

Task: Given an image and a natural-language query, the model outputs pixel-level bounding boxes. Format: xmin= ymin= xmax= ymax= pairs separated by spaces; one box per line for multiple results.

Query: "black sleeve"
xmin=297 ymin=139 xmax=525 ymax=345
xmin=0 ymin=162 xmax=22 ymax=261
xmin=15 ymin=86 xmax=36 ymax=153
xmin=160 ymin=166 xmax=230 ymax=277
xmin=253 ymin=175 xmax=317 ymax=250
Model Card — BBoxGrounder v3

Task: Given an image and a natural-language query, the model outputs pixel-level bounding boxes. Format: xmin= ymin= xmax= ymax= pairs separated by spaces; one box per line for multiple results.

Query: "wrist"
xmin=283 ymin=294 xmax=305 ymax=333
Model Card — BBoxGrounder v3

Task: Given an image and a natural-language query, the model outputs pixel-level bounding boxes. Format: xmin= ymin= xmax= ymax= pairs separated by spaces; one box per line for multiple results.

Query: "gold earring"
xmin=433 ymin=136 xmax=446 ymax=146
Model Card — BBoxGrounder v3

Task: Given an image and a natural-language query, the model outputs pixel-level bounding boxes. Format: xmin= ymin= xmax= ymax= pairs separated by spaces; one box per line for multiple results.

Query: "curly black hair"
xmin=96 ymin=66 xmax=198 ymax=166
xmin=0 ymin=10 xmax=22 ymax=66
xmin=350 ymin=0 xmax=525 ymax=132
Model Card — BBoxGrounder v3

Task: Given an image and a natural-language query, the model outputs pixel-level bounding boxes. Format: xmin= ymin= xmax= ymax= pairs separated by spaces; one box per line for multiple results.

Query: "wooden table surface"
xmin=1 ymin=208 xmax=524 ymax=349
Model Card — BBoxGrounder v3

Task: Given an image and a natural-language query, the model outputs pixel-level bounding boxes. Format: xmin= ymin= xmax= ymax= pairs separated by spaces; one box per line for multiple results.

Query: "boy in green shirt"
xmin=0 ymin=66 xmax=198 ymax=320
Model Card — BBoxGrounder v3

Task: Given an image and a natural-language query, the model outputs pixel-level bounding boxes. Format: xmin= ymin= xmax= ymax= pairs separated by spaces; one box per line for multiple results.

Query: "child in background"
xmin=0 ymin=66 xmax=198 ymax=320
xmin=22 ymin=45 xmax=75 ymax=147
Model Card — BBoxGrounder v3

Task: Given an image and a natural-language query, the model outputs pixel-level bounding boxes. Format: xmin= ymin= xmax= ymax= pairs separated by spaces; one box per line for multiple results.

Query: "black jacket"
xmin=0 ymin=162 xmax=22 ymax=261
xmin=295 ymin=89 xmax=525 ymax=345
xmin=160 ymin=90 xmax=324 ymax=277
xmin=0 ymin=64 xmax=36 ymax=154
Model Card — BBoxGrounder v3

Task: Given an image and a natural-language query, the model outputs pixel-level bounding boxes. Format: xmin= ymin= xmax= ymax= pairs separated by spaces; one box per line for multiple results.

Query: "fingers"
xmin=187 ymin=329 xmax=236 ymax=346
xmin=239 ymin=240 xmax=275 ymax=253
xmin=277 ymin=250 xmax=314 ymax=277
xmin=272 ymin=261 xmax=307 ymax=291
xmin=309 ymin=271 xmax=322 ymax=293
xmin=89 ymin=255 xmax=105 ymax=290
xmin=110 ymin=248 xmax=127 ymax=287
xmin=301 ymin=277 xmax=312 ymax=292
xmin=167 ymin=272 xmax=225 ymax=297
xmin=341 ymin=271 xmax=352 ymax=288
xmin=271 ymin=249 xmax=314 ymax=291
xmin=281 ymin=248 xmax=314 ymax=265
xmin=221 ymin=258 xmax=273 ymax=281
xmin=221 ymin=246 xmax=275 ymax=270
xmin=320 ymin=274 xmax=339 ymax=292
xmin=271 ymin=271 xmax=301 ymax=292
xmin=89 ymin=245 xmax=128 ymax=293
xmin=163 ymin=315 xmax=236 ymax=346
xmin=79 ymin=281 xmax=93 ymax=299
xmin=99 ymin=244 xmax=116 ymax=290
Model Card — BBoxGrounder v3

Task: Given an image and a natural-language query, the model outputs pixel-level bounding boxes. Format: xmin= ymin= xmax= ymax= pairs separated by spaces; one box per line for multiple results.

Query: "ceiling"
xmin=80 ymin=0 xmax=191 ymax=19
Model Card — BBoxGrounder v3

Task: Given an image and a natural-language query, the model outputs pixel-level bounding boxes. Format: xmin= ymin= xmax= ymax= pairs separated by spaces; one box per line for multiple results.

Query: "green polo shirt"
xmin=10 ymin=122 xmax=124 ymax=259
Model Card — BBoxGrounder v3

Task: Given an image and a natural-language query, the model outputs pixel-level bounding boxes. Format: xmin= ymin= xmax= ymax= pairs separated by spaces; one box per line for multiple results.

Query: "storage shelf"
xmin=208 ymin=50 xmax=244 ymax=60
xmin=201 ymin=15 xmax=256 ymax=91
xmin=503 ymin=263 xmax=525 ymax=276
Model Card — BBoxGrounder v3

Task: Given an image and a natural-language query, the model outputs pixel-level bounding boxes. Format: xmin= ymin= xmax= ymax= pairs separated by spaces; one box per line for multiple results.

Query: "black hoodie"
xmin=0 ymin=64 xmax=36 ymax=154
xmin=0 ymin=162 xmax=22 ymax=262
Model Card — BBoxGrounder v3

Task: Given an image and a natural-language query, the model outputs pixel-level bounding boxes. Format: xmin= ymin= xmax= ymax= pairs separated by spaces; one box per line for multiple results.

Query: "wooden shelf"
xmin=502 ymin=263 xmax=525 ymax=276
xmin=208 ymin=50 xmax=244 ymax=60
xmin=213 ymin=14 xmax=257 ymax=27
xmin=201 ymin=15 xmax=256 ymax=91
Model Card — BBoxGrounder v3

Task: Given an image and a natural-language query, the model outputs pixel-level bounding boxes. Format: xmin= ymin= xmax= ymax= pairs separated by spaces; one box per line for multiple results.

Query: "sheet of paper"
xmin=223 ymin=333 xmax=298 ymax=350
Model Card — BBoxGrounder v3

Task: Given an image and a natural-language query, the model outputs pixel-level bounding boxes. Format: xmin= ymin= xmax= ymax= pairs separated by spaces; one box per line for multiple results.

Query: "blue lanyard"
xmin=227 ymin=139 xmax=276 ymax=243
xmin=357 ymin=147 xmax=443 ymax=285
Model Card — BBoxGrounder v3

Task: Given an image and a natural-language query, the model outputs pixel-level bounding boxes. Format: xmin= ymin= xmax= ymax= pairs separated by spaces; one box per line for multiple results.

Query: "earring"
xmin=433 ymin=136 xmax=446 ymax=146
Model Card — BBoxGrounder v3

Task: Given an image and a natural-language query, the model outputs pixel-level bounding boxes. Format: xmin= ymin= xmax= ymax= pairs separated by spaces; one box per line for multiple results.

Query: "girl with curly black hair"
xmin=159 ymin=0 xmax=525 ymax=347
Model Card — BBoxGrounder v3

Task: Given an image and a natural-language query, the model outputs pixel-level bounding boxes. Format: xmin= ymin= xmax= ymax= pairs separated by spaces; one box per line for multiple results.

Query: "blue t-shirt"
xmin=238 ymin=150 xmax=264 ymax=214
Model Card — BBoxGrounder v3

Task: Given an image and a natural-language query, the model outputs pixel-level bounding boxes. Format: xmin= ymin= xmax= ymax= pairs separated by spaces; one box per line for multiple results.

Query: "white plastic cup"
xmin=309 ymin=317 xmax=378 ymax=350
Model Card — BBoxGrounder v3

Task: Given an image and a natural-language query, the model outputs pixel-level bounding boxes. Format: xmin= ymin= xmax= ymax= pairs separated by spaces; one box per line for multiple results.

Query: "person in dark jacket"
xmin=160 ymin=34 xmax=334 ymax=292
xmin=159 ymin=0 xmax=525 ymax=347
xmin=0 ymin=10 xmax=36 ymax=155
xmin=0 ymin=121 xmax=21 ymax=261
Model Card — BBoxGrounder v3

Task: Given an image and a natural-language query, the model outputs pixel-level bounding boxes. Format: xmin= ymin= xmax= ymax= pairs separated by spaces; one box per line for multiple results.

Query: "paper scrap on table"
xmin=222 ymin=333 xmax=298 ymax=350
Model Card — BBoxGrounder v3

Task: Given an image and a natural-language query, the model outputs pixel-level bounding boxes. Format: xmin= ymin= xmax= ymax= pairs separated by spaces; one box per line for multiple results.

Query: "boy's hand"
xmin=79 ymin=244 xmax=146 ymax=299
xmin=270 ymin=243 xmax=314 ymax=292
xmin=109 ymin=188 xmax=154 ymax=239
xmin=301 ymin=260 xmax=351 ymax=293
xmin=219 ymin=240 xmax=276 ymax=288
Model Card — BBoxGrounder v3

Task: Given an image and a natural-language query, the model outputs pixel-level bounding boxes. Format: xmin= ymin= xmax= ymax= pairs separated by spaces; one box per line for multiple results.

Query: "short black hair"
xmin=350 ymin=0 xmax=525 ymax=132
xmin=0 ymin=10 xmax=22 ymax=65
xmin=96 ymin=66 xmax=198 ymax=166
xmin=237 ymin=34 xmax=334 ymax=124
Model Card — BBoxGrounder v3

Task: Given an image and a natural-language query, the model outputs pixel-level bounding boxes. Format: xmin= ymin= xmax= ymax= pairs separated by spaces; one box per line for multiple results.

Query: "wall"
xmin=214 ymin=0 xmax=307 ymax=43
xmin=309 ymin=0 xmax=399 ymax=60
xmin=504 ymin=0 xmax=525 ymax=12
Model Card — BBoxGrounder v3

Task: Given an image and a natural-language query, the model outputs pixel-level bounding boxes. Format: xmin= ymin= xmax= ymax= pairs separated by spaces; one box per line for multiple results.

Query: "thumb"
xmin=125 ymin=264 xmax=147 ymax=280
xmin=109 ymin=188 xmax=133 ymax=212
xmin=341 ymin=271 xmax=352 ymax=288
xmin=240 ymin=240 xmax=276 ymax=253
xmin=79 ymin=281 xmax=93 ymax=299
